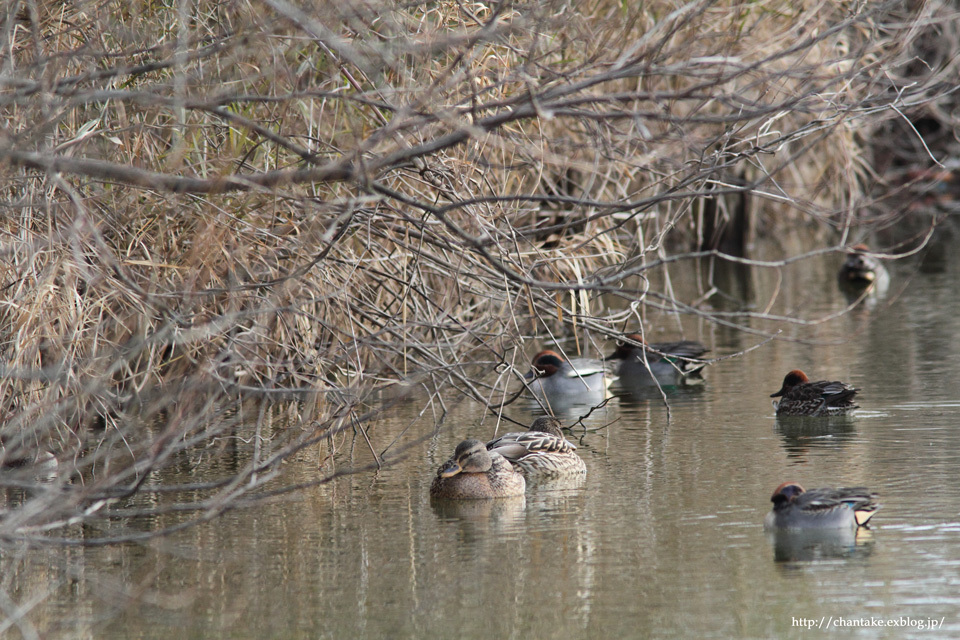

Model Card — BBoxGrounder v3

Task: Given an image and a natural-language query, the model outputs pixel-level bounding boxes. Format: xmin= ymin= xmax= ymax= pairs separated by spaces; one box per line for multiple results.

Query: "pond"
xmin=4 ymin=234 xmax=960 ymax=639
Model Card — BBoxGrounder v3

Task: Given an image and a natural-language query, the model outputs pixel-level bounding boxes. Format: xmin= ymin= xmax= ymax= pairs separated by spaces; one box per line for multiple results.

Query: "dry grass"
xmin=0 ymin=0 xmax=956 ymax=543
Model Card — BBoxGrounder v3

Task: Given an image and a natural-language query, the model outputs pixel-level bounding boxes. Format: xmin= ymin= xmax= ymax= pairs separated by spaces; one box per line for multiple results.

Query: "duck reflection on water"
xmin=768 ymin=526 xmax=875 ymax=564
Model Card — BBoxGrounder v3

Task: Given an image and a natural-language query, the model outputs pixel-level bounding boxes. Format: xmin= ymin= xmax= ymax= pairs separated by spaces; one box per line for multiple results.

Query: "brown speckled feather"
xmin=430 ymin=440 xmax=526 ymax=499
xmin=486 ymin=420 xmax=585 ymax=477
xmin=771 ymin=370 xmax=859 ymax=417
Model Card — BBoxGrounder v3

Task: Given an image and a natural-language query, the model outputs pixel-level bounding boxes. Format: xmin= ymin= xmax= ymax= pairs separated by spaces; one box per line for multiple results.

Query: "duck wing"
xmin=650 ymin=340 xmax=709 ymax=360
xmin=797 ymin=487 xmax=880 ymax=525
xmin=486 ymin=431 xmax=577 ymax=463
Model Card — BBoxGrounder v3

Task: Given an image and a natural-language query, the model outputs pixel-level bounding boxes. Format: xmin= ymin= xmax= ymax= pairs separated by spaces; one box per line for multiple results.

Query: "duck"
xmin=485 ymin=417 xmax=586 ymax=477
xmin=0 ymin=447 xmax=59 ymax=483
xmin=605 ymin=333 xmax=708 ymax=386
xmin=838 ymin=244 xmax=889 ymax=288
xmin=525 ymin=350 xmax=612 ymax=411
xmin=764 ymin=482 xmax=880 ymax=530
xmin=770 ymin=369 xmax=859 ymax=417
xmin=430 ymin=439 xmax=525 ymax=499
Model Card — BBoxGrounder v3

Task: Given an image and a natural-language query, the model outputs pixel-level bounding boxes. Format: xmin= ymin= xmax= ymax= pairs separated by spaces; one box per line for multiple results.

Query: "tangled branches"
xmin=0 ymin=0 xmax=955 ymax=543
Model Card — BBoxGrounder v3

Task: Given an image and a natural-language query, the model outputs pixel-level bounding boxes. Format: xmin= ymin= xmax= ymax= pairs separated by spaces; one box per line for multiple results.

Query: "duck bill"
xmin=438 ymin=461 xmax=463 ymax=478
xmin=770 ymin=388 xmax=786 ymax=398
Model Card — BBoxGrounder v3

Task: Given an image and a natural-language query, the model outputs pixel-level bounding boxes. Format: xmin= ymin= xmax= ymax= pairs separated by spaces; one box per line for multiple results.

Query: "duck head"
xmin=770 ymin=370 xmax=810 ymax=397
xmin=526 ymin=350 xmax=564 ymax=379
xmin=770 ymin=482 xmax=805 ymax=508
xmin=529 ymin=416 xmax=564 ymax=437
xmin=437 ymin=439 xmax=492 ymax=478
xmin=605 ymin=333 xmax=646 ymax=361
xmin=840 ymin=244 xmax=878 ymax=283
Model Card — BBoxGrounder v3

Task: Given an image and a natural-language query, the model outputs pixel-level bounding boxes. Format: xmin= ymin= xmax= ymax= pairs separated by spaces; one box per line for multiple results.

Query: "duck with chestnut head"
xmin=605 ymin=333 xmax=708 ymax=386
xmin=838 ymin=244 xmax=890 ymax=304
xmin=525 ymin=350 xmax=612 ymax=411
xmin=838 ymin=244 xmax=888 ymax=287
xmin=765 ymin=482 xmax=879 ymax=530
xmin=770 ymin=369 xmax=859 ymax=417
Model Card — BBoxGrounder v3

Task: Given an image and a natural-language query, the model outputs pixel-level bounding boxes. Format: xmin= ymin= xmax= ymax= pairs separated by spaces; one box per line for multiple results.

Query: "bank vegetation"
xmin=0 ymin=0 xmax=957 ymax=544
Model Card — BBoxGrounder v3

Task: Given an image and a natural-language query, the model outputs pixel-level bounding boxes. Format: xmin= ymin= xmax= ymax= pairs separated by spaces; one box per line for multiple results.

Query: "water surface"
xmin=5 ymin=243 xmax=960 ymax=639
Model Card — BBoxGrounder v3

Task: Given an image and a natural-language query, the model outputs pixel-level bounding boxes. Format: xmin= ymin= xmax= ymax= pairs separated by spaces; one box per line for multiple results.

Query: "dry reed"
xmin=0 ymin=0 xmax=955 ymax=543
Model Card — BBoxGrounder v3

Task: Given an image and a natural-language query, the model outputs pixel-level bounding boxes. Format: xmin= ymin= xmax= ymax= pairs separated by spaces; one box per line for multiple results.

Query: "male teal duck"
xmin=770 ymin=369 xmax=859 ymax=417
xmin=430 ymin=439 xmax=525 ymax=499
xmin=605 ymin=333 xmax=708 ymax=386
xmin=486 ymin=417 xmax=586 ymax=477
xmin=838 ymin=244 xmax=889 ymax=288
xmin=764 ymin=482 xmax=880 ymax=530
xmin=525 ymin=350 xmax=612 ymax=411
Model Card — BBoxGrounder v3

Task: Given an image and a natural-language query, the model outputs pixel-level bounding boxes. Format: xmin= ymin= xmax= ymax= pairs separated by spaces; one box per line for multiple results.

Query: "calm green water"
xmin=5 ymin=240 xmax=960 ymax=639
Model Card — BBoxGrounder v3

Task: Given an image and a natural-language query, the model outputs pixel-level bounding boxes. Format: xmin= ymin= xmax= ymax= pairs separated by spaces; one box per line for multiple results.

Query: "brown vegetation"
xmin=0 ymin=0 xmax=956 ymax=543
